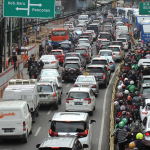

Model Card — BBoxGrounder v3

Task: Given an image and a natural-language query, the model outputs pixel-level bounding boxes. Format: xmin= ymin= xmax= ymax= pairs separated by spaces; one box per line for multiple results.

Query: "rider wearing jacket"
xmin=126 ymin=80 xmax=136 ymax=93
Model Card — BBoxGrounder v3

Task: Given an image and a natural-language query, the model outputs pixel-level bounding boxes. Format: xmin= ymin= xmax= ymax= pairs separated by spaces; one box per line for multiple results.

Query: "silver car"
xmin=74 ymin=75 xmax=99 ymax=97
xmin=108 ymin=45 xmax=125 ymax=61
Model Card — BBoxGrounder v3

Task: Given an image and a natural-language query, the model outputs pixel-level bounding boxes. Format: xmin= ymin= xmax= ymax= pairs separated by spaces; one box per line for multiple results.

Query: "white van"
xmin=0 ymin=101 xmax=32 ymax=143
xmin=78 ymin=15 xmax=89 ymax=25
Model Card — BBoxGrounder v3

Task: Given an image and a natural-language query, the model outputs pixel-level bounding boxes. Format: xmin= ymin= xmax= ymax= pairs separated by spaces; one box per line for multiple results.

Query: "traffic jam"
xmin=1 ymin=4 xmax=150 ymax=150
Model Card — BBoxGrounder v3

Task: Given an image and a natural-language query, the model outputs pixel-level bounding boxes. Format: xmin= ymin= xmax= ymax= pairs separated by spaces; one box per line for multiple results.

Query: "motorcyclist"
xmin=123 ymin=64 xmax=130 ymax=72
xmin=29 ymin=65 xmax=37 ymax=79
xmin=117 ymin=105 xmax=131 ymax=118
xmin=132 ymin=60 xmax=138 ymax=71
xmin=124 ymin=78 xmax=130 ymax=87
xmin=34 ymin=60 xmax=39 ymax=69
xmin=129 ymin=72 xmax=137 ymax=86
xmin=123 ymin=89 xmax=129 ymax=99
xmin=129 ymin=142 xmax=136 ymax=149
xmin=121 ymin=73 xmax=128 ymax=83
xmin=39 ymin=60 xmax=44 ymax=68
xmin=27 ymin=57 xmax=34 ymax=74
xmin=126 ymin=80 xmax=136 ymax=93
xmin=131 ymin=122 xmax=143 ymax=140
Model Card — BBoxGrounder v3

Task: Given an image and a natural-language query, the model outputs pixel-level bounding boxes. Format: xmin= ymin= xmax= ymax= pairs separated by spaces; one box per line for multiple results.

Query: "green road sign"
xmin=139 ymin=2 xmax=150 ymax=15
xmin=3 ymin=0 xmax=55 ymax=18
xmin=55 ymin=10 xmax=60 ymax=14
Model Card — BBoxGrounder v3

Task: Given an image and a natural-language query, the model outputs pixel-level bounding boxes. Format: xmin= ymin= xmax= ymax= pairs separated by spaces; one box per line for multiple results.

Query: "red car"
xmin=50 ymin=49 xmax=65 ymax=65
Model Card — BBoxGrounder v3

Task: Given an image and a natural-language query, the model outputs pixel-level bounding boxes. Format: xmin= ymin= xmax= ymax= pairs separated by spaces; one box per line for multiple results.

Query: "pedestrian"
xmin=37 ymin=26 xmax=39 ymax=35
xmin=23 ymin=35 xmax=27 ymax=46
xmin=12 ymin=53 xmax=17 ymax=70
xmin=26 ymin=35 xmax=29 ymax=45
xmin=18 ymin=41 xmax=21 ymax=55
xmin=12 ymin=45 xmax=16 ymax=55
xmin=34 ymin=25 xmax=36 ymax=34
xmin=8 ymin=56 xmax=13 ymax=66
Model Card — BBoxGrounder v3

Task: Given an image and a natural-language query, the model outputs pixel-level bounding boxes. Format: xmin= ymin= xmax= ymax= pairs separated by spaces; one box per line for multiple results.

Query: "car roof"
xmin=39 ymin=137 xmax=76 ymax=148
xmin=87 ymin=64 xmax=105 ymax=68
xmin=66 ymin=52 xmax=81 ymax=55
xmin=52 ymin=112 xmax=88 ymax=121
xmin=99 ymin=32 xmax=110 ymax=34
xmin=142 ymin=83 xmax=150 ymax=87
xmin=108 ymin=45 xmax=121 ymax=48
xmin=78 ymin=43 xmax=90 ymax=46
xmin=99 ymin=49 xmax=112 ymax=52
xmin=78 ymin=75 xmax=95 ymax=78
xmin=41 ymin=69 xmax=58 ymax=72
xmin=112 ymin=41 xmax=123 ymax=43
xmin=92 ymin=57 xmax=108 ymax=61
xmin=37 ymin=82 xmax=55 ymax=86
xmin=69 ymin=87 xmax=90 ymax=92
xmin=51 ymin=49 xmax=63 ymax=52
xmin=65 ymin=57 xmax=79 ymax=59
xmin=79 ymin=38 xmax=89 ymax=40
xmin=116 ymin=38 xmax=127 ymax=40
xmin=143 ymin=75 xmax=150 ymax=79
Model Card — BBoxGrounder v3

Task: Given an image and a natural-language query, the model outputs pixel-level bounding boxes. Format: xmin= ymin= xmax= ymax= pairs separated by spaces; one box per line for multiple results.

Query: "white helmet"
xmin=118 ymin=85 xmax=122 ymax=91
xmin=114 ymin=101 xmax=119 ymax=107
xmin=124 ymin=90 xmax=129 ymax=95
xmin=124 ymin=78 xmax=128 ymax=81
xmin=130 ymin=80 xmax=134 ymax=85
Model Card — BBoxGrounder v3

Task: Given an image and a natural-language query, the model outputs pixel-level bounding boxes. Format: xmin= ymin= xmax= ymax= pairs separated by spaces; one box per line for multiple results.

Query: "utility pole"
xmin=4 ymin=17 xmax=7 ymax=71
xmin=22 ymin=18 xmax=24 ymax=46
xmin=10 ymin=17 xmax=12 ymax=56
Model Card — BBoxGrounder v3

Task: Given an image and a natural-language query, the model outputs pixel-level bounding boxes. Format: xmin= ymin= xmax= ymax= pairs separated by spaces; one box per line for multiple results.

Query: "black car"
xmin=64 ymin=52 xmax=86 ymax=68
xmin=62 ymin=62 xmax=83 ymax=81
xmin=59 ymin=41 xmax=74 ymax=54
xmin=86 ymin=65 xmax=110 ymax=88
xmin=98 ymin=32 xmax=112 ymax=41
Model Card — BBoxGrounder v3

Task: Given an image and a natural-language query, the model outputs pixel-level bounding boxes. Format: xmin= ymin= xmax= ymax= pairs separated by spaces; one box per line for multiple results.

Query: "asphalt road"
xmin=0 ymin=24 xmax=122 ymax=150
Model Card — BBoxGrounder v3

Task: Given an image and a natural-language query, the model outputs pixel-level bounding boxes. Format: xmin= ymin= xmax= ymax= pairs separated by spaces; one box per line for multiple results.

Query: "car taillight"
xmin=53 ymin=93 xmax=56 ymax=97
xmin=49 ymin=129 xmax=58 ymax=136
xmin=129 ymin=40 xmax=131 ymax=42
xmin=32 ymin=75 xmax=34 ymax=77
xmin=58 ymin=77 xmax=61 ymax=79
xmin=103 ymin=73 xmax=106 ymax=79
xmin=92 ymin=85 xmax=96 ymax=88
xmin=79 ymin=68 xmax=82 ymax=71
xmin=112 ymin=55 xmax=114 ymax=57
xmin=74 ymin=84 xmax=78 ymax=87
xmin=78 ymin=129 xmax=88 ymax=137
xmin=100 ymin=44 xmax=102 ymax=47
xmin=23 ymin=121 xmax=26 ymax=131
xmin=110 ymin=63 xmax=113 ymax=65
xmin=119 ymin=51 xmax=121 ymax=55
xmin=83 ymin=53 xmax=88 ymax=56
xmin=63 ymin=68 xmax=65 ymax=71
xmin=66 ymin=98 xmax=73 ymax=103
xmin=139 ymin=94 xmax=142 ymax=97
xmin=145 ymin=132 xmax=150 ymax=136
xmin=70 ymin=49 xmax=72 ymax=51
xmin=98 ymin=55 xmax=100 ymax=57
xmin=84 ymin=98 xmax=91 ymax=104
xmin=126 ymin=42 xmax=128 ymax=44
xmin=142 ymin=111 xmax=148 ymax=114
xmin=51 ymin=61 xmax=56 ymax=64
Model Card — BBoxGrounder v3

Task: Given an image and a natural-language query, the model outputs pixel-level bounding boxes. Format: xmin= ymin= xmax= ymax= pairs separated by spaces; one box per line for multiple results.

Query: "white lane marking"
xmin=66 ymin=83 xmax=70 ymax=87
xmin=47 ymin=110 xmax=51 ymax=115
xmin=34 ymin=127 xmax=41 ymax=136
xmin=98 ymin=65 xmax=119 ymax=150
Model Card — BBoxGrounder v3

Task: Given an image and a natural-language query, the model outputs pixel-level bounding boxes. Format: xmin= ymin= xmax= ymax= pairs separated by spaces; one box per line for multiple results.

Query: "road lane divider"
xmin=66 ymin=83 xmax=70 ymax=87
xmin=47 ymin=110 xmax=51 ymax=115
xmin=34 ymin=127 xmax=41 ymax=136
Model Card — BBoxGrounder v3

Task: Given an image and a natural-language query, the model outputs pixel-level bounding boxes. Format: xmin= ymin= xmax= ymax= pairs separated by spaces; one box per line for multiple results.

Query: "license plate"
xmin=45 ymin=62 xmax=49 ymax=64
xmin=4 ymin=129 xmax=14 ymax=133
xmin=74 ymin=102 xmax=83 ymax=105
xmin=82 ymin=85 xmax=88 ymax=87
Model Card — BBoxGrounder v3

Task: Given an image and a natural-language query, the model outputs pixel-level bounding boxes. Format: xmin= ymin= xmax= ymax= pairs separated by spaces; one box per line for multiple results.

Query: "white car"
xmin=64 ymin=57 xmax=81 ymax=65
xmin=140 ymin=99 xmax=150 ymax=122
xmin=48 ymin=112 xmax=96 ymax=150
xmin=78 ymin=38 xmax=89 ymax=45
xmin=66 ymin=87 xmax=96 ymax=116
xmin=116 ymin=38 xmax=128 ymax=51
xmin=40 ymin=55 xmax=59 ymax=69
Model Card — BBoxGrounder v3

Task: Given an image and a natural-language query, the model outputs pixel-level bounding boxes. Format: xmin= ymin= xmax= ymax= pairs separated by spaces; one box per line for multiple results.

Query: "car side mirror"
xmin=66 ymin=92 xmax=68 ymax=95
xmin=90 ymin=119 xmax=96 ymax=124
xmin=36 ymin=144 xmax=40 ymax=148
xmin=83 ymin=144 xmax=89 ymax=148
xmin=48 ymin=119 xmax=51 ymax=123
xmin=141 ymin=102 xmax=144 ymax=108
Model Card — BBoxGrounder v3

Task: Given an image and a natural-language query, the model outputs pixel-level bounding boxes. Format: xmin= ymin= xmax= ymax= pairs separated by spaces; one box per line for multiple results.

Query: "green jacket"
xmin=127 ymin=84 xmax=136 ymax=93
xmin=132 ymin=64 xmax=139 ymax=71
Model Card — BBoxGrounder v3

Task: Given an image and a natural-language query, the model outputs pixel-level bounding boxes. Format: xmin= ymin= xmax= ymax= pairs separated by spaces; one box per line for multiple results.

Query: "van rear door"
xmin=0 ymin=110 xmax=23 ymax=135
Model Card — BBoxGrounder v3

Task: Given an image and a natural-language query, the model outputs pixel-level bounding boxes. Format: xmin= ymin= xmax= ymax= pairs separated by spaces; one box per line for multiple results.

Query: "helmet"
xmin=118 ymin=85 xmax=122 ymax=91
xmin=124 ymin=125 xmax=128 ymax=130
xmin=130 ymin=80 xmax=134 ymax=85
xmin=127 ymin=95 xmax=132 ymax=101
xmin=138 ymin=50 xmax=141 ymax=53
xmin=122 ymin=118 xmax=128 ymax=124
xmin=144 ymin=65 xmax=147 ymax=69
xmin=136 ymin=133 xmax=143 ymax=140
xmin=116 ymin=118 xmax=121 ymax=124
xmin=122 ymin=111 xmax=126 ymax=115
xmin=118 ymin=121 xmax=125 ymax=129
xmin=33 ymin=65 xmax=36 ymax=68
xmin=123 ymin=73 xmax=127 ymax=78
xmin=135 ymin=91 xmax=139 ymax=96
xmin=124 ymin=90 xmax=129 ymax=95
xmin=124 ymin=63 xmax=128 ymax=67
xmin=119 ymin=100 xmax=123 ymax=105
xmin=122 ymin=85 xmax=126 ymax=89
xmin=135 ymin=122 xmax=140 ymax=129
xmin=114 ymin=101 xmax=119 ymax=107
xmin=129 ymin=142 xmax=136 ymax=149
xmin=35 ymin=60 xmax=37 ymax=63
xmin=120 ymin=105 xmax=125 ymax=111
xmin=124 ymin=78 xmax=128 ymax=81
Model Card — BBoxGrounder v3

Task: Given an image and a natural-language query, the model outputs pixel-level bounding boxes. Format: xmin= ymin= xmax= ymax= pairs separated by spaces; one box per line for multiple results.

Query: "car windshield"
xmin=86 ymin=67 xmax=104 ymax=73
xmin=51 ymin=121 xmax=86 ymax=132
xmin=51 ymin=51 xmax=62 ymax=55
xmin=103 ymin=22 xmax=112 ymax=25
xmin=75 ymin=49 xmax=87 ymax=53
xmin=143 ymin=87 xmax=150 ymax=94
xmin=64 ymin=63 xmax=80 ymax=69
xmin=143 ymin=79 xmax=150 ymax=83
xmin=77 ymin=77 xmax=94 ymax=82
xmin=68 ymin=92 xmax=89 ymax=99
xmin=92 ymin=60 xmax=108 ymax=65
xmin=100 ymin=51 xmax=112 ymax=56
xmin=79 ymin=40 xmax=88 ymax=44
xmin=52 ymin=31 xmax=66 ymax=36
xmin=119 ymin=34 xmax=130 ymax=40
xmin=101 ymin=41 xmax=111 ymax=45
xmin=108 ymin=47 xmax=120 ymax=52
xmin=117 ymin=39 xmax=126 ymax=42
xmin=37 ymin=85 xmax=53 ymax=92
xmin=99 ymin=34 xmax=110 ymax=39
xmin=41 ymin=71 xmax=58 ymax=76
xmin=41 ymin=56 xmax=54 ymax=60
xmin=60 ymin=43 xmax=70 ymax=48
xmin=112 ymin=42 xmax=123 ymax=46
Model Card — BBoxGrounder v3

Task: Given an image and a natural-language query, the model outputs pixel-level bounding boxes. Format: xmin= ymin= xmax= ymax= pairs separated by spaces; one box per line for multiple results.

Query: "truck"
xmin=141 ymin=23 xmax=150 ymax=44
xmin=4 ymin=79 xmax=39 ymax=123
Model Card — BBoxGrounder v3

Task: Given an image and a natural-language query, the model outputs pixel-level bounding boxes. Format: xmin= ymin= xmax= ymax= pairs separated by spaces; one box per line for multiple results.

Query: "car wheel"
xmin=23 ymin=132 xmax=28 ymax=143
xmin=29 ymin=127 xmax=32 ymax=134
xmin=54 ymin=101 xmax=58 ymax=110
xmin=59 ymin=96 xmax=61 ymax=105
xmin=57 ymin=65 xmax=59 ymax=69
xmin=89 ymin=110 xmax=93 ymax=116
xmin=104 ymin=82 xmax=107 ymax=88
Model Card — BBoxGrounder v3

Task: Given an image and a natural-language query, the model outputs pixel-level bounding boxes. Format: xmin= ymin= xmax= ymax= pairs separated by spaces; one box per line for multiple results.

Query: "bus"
xmin=141 ymin=23 xmax=150 ymax=44
xmin=76 ymin=0 xmax=92 ymax=11
xmin=51 ymin=28 xmax=70 ymax=48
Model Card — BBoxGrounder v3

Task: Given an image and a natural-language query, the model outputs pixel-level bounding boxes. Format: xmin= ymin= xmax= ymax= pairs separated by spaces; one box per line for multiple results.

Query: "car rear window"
xmin=117 ymin=39 xmax=126 ymax=42
xmin=143 ymin=79 xmax=150 ymax=83
xmin=75 ymin=49 xmax=87 ymax=53
xmin=64 ymin=63 xmax=80 ymax=69
xmin=51 ymin=51 xmax=62 ymax=55
xmin=99 ymin=34 xmax=111 ymax=39
xmin=52 ymin=31 xmax=66 ymax=36
xmin=119 ymin=34 xmax=130 ymax=40
xmin=86 ymin=67 xmax=104 ymax=73
xmin=65 ymin=54 xmax=79 ymax=58
xmin=101 ymin=41 xmax=111 ymax=45
xmin=38 ymin=85 xmax=53 ymax=92
xmin=66 ymin=59 xmax=79 ymax=62
xmin=100 ymin=51 xmax=112 ymax=56
xmin=104 ymin=26 xmax=112 ymax=30
xmin=51 ymin=121 xmax=86 ymax=132
xmin=77 ymin=77 xmax=94 ymax=82
xmin=79 ymin=40 xmax=88 ymax=44
xmin=92 ymin=60 xmax=108 ymax=65
xmin=68 ymin=92 xmax=90 ymax=99
xmin=60 ymin=43 xmax=70 ymax=48
xmin=108 ymin=47 xmax=120 ymax=52
xmin=39 ymin=148 xmax=71 ymax=150
xmin=41 ymin=71 xmax=58 ymax=76
xmin=112 ymin=42 xmax=123 ymax=46
xmin=143 ymin=87 xmax=150 ymax=94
